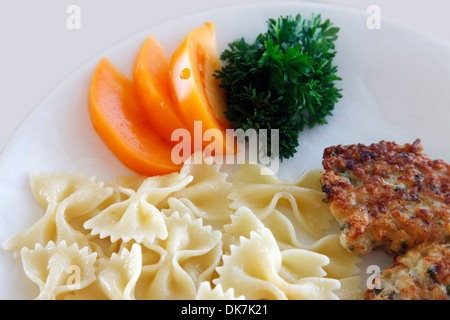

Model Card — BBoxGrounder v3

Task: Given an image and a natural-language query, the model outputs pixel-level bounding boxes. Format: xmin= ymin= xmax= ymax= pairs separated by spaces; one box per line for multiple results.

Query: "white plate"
xmin=2 ymin=2 xmax=450 ymax=299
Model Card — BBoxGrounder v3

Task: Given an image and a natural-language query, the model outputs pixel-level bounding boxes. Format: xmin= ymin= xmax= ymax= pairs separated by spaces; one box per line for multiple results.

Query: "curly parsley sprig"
xmin=215 ymin=14 xmax=342 ymax=160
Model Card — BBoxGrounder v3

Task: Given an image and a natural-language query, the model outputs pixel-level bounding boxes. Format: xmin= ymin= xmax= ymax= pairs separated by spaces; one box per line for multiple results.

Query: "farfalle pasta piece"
xmin=61 ymin=244 xmax=143 ymax=300
xmin=256 ymin=206 xmax=305 ymax=250
xmin=302 ymin=235 xmax=361 ymax=280
xmin=253 ymin=206 xmax=355 ymax=281
xmin=196 ymin=282 xmax=245 ymax=300
xmin=3 ymin=172 xmax=113 ymax=257
xmin=97 ymin=243 xmax=142 ymax=300
xmin=215 ymin=227 xmax=340 ymax=300
xmin=231 ymin=163 xmax=324 ymax=191
xmin=293 ymin=169 xmax=325 ymax=191
xmin=222 ymin=207 xmax=329 ymax=282
xmin=160 ymin=155 xmax=233 ymax=229
xmin=246 ymin=206 xmax=361 ymax=280
xmin=229 ymin=162 xmax=283 ymax=185
xmin=136 ymin=212 xmax=222 ymax=299
xmin=161 ymin=197 xmax=194 ymax=216
xmin=229 ymin=184 xmax=334 ymax=238
xmin=334 ymin=276 xmax=364 ymax=300
xmin=67 ymin=241 xmax=164 ymax=300
xmin=221 ymin=206 xmax=268 ymax=253
xmin=226 ymin=203 xmax=317 ymax=251
xmin=28 ymin=171 xmax=109 ymax=207
xmin=279 ymin=249 xmax=328 ymax=281
xmin=21 ymin=241 xmax=97 ymax=300
xmin=99 ymin=175 xmax=147 ymax=209
xmin=229 ymin=164 xmax=332 ymax=238
xmin=222 ymin=207 xmax=361 ymax=294
xmin=83 ymin=172 xmax=193 ymax=243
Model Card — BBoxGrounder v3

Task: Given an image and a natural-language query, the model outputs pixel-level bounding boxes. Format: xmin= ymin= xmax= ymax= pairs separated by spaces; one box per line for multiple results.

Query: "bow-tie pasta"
xmin=21 ymin=241 xmax=97 ymax=300
xmin=3 ymin=152 xmax=363 ymax=299
xmin=3 ymin=172 xmax=113 ymax=257
xmin=84 ymin=172 xmax=193 ymax=243
xmin=196 ymin=282 xmax=245 ymax=300
xmin=135 ymin=212 xmax=222 ymax=300
xmin=97 ymin=243 xmax=142 ymax=300
xmin=228 ymin=180 xmax=334 ymax=239
xmin=215 ymin=226 xmax=340 ymax=300
xmin=160 ymin=159 xmax=233 ymax=229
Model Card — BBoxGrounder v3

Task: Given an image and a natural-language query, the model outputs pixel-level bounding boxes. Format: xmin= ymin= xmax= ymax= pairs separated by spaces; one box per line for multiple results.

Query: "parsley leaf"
xmin=215 ymin=14 xmax=342 ymax=160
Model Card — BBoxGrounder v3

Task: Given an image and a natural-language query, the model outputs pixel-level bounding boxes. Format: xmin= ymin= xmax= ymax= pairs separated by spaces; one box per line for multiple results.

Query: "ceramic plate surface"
xmin=2 ymin=2 xmax=450 ymax=299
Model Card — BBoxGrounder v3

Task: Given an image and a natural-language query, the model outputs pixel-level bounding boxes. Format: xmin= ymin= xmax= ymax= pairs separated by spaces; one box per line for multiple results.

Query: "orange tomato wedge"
xmin=89 ymin=57 xmax=181 ymax=176
xmin=133 ymin=35 xmax=186 ymax=145
xmin=169 ymin=22 xmax=235 ymax=154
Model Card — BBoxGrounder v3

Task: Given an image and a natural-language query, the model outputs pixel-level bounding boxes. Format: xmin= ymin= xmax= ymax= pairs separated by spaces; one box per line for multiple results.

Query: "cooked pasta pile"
xmin=3 ymin=153 xmax=363 ymax=300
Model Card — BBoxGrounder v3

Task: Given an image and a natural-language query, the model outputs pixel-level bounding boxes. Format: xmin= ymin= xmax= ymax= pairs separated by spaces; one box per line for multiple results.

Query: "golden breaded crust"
xmin=365 ymin=243 xmax=450 ymax=300
xmin=320 ymin=139 xmax=450 ymax=254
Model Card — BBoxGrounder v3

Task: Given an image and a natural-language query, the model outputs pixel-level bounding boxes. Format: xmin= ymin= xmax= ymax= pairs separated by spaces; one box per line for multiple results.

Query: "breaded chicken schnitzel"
xmin=365 ymin=242 xmax=450 ymax=300
xmin=320 ymin=139 xmax=450 ymax=254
